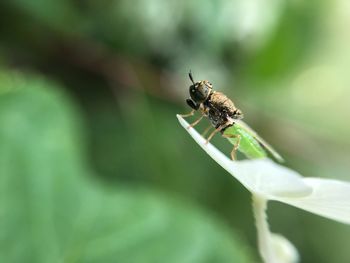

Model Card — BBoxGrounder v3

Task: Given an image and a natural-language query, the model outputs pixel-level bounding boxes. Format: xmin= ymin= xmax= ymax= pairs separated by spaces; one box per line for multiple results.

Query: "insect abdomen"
xmin=223 ymin=125 xmax=267 ymax=159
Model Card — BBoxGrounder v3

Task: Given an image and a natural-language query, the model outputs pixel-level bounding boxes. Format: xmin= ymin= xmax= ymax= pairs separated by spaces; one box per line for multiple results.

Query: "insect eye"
xmin=189 ymin=82 xmax=209 ymax=103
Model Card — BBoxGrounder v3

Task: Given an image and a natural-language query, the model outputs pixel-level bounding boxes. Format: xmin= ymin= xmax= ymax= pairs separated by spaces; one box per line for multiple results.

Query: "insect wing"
xmin=234 ymin=120 xmax=284 ymax=162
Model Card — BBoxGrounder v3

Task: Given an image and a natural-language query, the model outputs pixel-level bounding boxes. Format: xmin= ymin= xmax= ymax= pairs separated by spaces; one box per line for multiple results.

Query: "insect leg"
xmin=222 ymin=133 xmax=241 ymax=160
xmin=205 ymin=124 xmax=227 ymax=144
xmin=205 ymin=128 xmax=219 ymax=144
xmin=179 ymin=109 xmax=195 ymax=118
xmin=188 ymin=115 xmax=204 ymax=129
xmin=201 ymin=125 xmax=212 ymax=137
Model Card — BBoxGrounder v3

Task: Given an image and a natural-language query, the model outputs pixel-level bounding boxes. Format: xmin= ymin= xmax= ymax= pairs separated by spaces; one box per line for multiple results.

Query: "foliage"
xmin=1 ymin=0 xmax=350 ymax=262
xmin=0 ymin=72 xmax=253 ymax=262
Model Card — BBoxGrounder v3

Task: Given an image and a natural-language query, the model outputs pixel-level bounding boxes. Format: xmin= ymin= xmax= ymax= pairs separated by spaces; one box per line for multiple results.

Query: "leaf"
xmin=177 ymin=115 xmax=312 ymax=198
xmin=275 ymin=178 xmax=350 ymax=225
xmin=177 ymin=114 xmax=350 ymax=225
xmin=0 ymin=72 xmax=254 ymax=263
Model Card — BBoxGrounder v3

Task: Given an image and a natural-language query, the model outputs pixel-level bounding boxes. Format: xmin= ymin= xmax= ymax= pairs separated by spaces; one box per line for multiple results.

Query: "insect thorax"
xmin=202 ymin=101 xmax=232 ymax=130
xmin=202 ymin=92 xmax=242 ymax=130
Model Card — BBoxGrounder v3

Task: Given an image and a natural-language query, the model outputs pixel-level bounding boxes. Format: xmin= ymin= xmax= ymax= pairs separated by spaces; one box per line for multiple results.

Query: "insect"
xmin=181 ymin=72 xmax=283 ymax=162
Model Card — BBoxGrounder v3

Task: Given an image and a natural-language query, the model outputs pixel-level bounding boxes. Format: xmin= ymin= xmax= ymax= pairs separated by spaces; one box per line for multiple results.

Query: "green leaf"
xmin=0 ymin=71 xmax=254 ymax=263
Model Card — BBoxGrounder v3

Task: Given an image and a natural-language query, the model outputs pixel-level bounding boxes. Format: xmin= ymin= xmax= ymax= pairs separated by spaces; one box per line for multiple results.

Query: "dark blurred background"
xmin=1 ymin=1 xmax=350 ymax=262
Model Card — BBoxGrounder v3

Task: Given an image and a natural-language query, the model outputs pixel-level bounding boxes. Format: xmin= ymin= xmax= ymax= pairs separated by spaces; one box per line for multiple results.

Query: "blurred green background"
xmin=1 ymin=0 xmax=350 ymax=262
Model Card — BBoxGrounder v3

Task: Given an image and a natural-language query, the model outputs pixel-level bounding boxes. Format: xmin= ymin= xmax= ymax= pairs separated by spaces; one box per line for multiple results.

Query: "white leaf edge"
xmin=274 ymin=178 xmax=350 ymax=224
xmin=177 ymin=114 xmax=350 ymax=224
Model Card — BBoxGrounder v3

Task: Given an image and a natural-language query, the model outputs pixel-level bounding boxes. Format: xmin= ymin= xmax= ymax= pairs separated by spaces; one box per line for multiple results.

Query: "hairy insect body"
xmin=202 ymin=91 xmax=243 ymax=129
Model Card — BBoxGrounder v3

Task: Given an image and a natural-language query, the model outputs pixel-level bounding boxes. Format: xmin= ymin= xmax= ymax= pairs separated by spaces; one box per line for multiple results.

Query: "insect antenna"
xmin=188 ymin=70 xmax=195 ymax=84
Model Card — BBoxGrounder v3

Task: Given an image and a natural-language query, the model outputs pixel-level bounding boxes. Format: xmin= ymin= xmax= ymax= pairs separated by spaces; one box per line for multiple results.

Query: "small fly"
xmin=181 ymin=72 xmax=283 ymax=162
